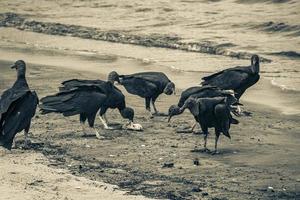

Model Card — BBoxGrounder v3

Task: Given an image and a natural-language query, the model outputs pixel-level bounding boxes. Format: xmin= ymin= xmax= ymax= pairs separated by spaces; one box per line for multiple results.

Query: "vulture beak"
xmin=11 ymin=64 xmax=17 ymax=69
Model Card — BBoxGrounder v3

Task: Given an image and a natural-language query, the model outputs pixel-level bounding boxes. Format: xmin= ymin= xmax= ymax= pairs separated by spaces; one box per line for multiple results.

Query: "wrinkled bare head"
xmin=250 ymin=54 xmax=260 ymax=74
xmin=164 ymin=82 xmax=175 ymax=95
xmin=168 ymin=105 xmax=182 ymax=122
xmin=108 ymin=71 xmax=120 ymax=83
xmin=120 ymin=107 xmax=134 ymax=122
xmin=11 ymin=60 xmax=26 ymax=77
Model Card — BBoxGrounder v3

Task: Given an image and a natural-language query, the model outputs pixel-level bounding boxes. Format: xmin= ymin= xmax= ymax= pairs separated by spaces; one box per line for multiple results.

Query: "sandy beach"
xmin=0 ymin=0 xmax=300 ymax=199
xmin=0 ymin=59 xmax=299 ymax=199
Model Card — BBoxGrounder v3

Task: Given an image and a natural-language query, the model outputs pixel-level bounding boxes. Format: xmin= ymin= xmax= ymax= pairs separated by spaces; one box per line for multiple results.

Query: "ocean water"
xmin=0 ymin=0 xmax=299 ymax=114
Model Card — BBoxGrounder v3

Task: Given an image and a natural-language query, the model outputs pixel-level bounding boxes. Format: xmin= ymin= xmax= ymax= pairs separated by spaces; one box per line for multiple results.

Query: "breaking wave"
xmin=269 ymin=51 xmax=300 ymax=59
xmin=0 ymin=12 xmax=271 ymax=62
xmin=254 ymin=21 xmax=300 ymax=36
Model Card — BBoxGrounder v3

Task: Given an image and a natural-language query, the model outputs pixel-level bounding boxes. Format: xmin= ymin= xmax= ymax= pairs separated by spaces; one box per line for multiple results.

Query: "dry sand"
xmin=0 ymin=60 xmax=299 ymax=199
xmin=0 ymin=150 xmax=152 ymax=200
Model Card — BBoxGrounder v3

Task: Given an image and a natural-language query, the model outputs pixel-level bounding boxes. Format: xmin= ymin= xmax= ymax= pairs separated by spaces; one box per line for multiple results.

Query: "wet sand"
xmin=0 ymin=31 xmax=299 ymax=115
xmin=0 ymin=59 xmax=299 ymax=199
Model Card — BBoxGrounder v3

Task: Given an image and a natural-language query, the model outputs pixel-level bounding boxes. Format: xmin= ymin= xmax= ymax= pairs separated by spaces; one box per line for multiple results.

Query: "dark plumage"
xmin=168 ymin=85 xmax=240 ymax=123
xmin=178 ymin=85 xmax=236 ymax=107
xmin=201 ymin=55 xmax=260 ymax=99
xmin=60 ymin=79 xmax=107 ymax=92
xmin=0 ymin=60 xmax=39 ymax=150
xmin=108 ymin=71 xmax=175 ymax=116
xmin=178 ymin=96 xmax=238 ymax=153
xmin=40 ymin=80 xmax=134 ymax=138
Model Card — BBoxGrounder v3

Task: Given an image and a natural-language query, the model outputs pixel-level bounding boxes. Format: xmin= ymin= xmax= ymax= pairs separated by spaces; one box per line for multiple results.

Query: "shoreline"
xmin=0 ymin=41 xmax=299 ymax=116
xmin=0 ymin=12 xmax=273 ymax=62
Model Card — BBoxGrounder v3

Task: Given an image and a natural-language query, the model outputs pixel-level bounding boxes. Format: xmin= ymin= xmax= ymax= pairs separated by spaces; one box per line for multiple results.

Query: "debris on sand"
xmin=175 ymin=124 xmax=193 ymax=133
xmin=267 ymin=186 xmax=275 ymax=192
xmin=202 ymin=192 xmax=209 ymax=196
xmin=191 ymin=186 xmax=202 ymax=192
xmin=162 ymin=162 xmax=174 ymax=168
xmin=193 ymin=158 xmax=200 ymax=166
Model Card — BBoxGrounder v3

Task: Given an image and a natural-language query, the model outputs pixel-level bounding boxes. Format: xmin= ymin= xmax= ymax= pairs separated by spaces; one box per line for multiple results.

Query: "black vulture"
xmin=177 ymin=96 xmax=238 ymax=154
xmin=40 ymin=80 xmax=137 ymax=139
xmin=108 ymin=71 xmax=175 ymax=117
xmin=168 ymin=85 xmax=240 ymax=131
xmin=59 ymin=79 xmax=142 ymax=130
xmin=201 ymin=55 xmax=260 ymax=99
xmin=0 ymin=60 xmax=39 ymax=150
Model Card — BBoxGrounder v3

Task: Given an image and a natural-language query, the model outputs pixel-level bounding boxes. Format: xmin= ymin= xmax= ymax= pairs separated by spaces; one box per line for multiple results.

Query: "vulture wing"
xmin=120 ymin=77 xmax=158 ymax=98
xmin=0 ymin=91 xmax=39 ymax=149
xmin=0 ymin=88 xmax=30 ymax=115
xmin=201 ymin=68 xmax=252 ymax=91
xmin=40 ymin=85 xmax=107 ymax=116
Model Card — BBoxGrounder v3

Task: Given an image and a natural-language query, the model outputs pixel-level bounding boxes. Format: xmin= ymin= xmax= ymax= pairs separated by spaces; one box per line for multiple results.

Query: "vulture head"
xmin=11 ymin=60 xmax=26 ymax=78
xmin=120 ymin=107 xmax=134 ymax=122
xmin=250 ymin=54 xmax=260 ymax=74
xmin=164 ymin=82 xmax=175 ymax=95
xmin=168 ymin=105 xmax=183 ymax=122
xmin=108 ymin=71 xmax=120 ymax=84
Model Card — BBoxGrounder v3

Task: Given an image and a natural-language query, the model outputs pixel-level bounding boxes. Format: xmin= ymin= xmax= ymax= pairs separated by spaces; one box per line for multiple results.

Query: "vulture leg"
xmin=80 ymin=114 xmax=88 ymax=136
xmin=103 ymin=114 xmax=109 ymax=125
xmin=151 ymin=96 xmax=159 ymax=115
xmin=202 ymin=127 xmax=209 ymax=152
xmin=80 ymin=122 xmax=87 ymax=135
xmin=99 ymin=116 xmax=113 ymax=130
xmin=191 ymin=123 xmax=197 ymax=133
xmin=203 ymin=133 xmax=208 ymax=151
xmin=212 ymin=131 xmax=220 ymax=155
xmin=99 ymin=108 xmax=113 ymax=130
xmin=88 ymin=113 xmax=103 ymax=139
xmin=24 ymin=124 xmax=31 ymax=149
xmin=12 ymin=139 xmax=16 ymax=149
xmin=151 ymin=99 xmax=158 ymax=114
xmin=145 ymin=98 xmax=153 ymax=118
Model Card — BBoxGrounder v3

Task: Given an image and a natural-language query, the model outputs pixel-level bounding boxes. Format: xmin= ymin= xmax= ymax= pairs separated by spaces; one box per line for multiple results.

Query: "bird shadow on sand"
xmin=191 ymin=148 xmax=239 ymax=156
xmin=13 ymin=140 xmax=45 ymax=150
xmin=153 ymin=112 xmax=169 ymax=117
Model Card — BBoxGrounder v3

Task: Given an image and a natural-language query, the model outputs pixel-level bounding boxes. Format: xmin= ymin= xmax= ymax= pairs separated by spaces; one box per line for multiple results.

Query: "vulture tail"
xmin=39 ymin=92 xmax=78 ymax=116
xmin=215 ymin=104 xmax=231 ymax=139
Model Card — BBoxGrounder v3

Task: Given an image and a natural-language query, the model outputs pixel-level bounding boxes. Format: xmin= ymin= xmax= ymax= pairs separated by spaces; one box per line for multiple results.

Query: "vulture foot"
xmin=211 ymin=150 xmax=220 ymax=155
xmin=95 ymin=130 xmax=105 ymax=140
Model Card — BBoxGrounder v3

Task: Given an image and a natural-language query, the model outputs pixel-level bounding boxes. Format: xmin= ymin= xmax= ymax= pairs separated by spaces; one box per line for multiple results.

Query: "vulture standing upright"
xmin=179 ymin=96 xmax=237 ymax=154
xmin=0 ymin=60 xmax=39 ymax=149
xmin=108 ymin=71 xmax=175 ymax=116
xmin=168 ymin=85 xmax=239 ymax=131
xmin=40 ymin=80 xmax=137 ymax=138
xmin=201 ymin=55 xmax=260 ymax=99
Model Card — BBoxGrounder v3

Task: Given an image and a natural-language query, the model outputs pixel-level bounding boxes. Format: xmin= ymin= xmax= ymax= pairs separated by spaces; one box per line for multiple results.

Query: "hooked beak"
xmin=10 ymin=64 xmax=17 ymax=69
